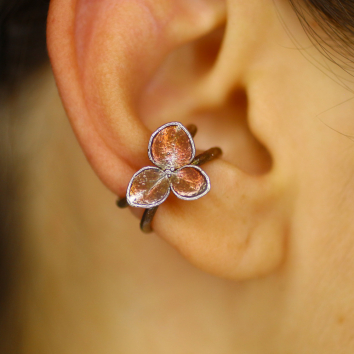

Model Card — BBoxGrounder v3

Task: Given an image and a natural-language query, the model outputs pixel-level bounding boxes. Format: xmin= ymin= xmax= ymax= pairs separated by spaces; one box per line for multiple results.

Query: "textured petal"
xmin=148 ymin=122 xmax=195 ymax=170
xmin=170 ymin=165 xmax=210 ymax=200
xmin=126 ymin=167 xmax=170 ymax=208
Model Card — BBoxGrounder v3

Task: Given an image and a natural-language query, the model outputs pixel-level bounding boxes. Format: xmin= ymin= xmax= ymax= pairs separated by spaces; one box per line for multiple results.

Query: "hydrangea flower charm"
xmin=126 ymin=122 xmax=211 ymax=208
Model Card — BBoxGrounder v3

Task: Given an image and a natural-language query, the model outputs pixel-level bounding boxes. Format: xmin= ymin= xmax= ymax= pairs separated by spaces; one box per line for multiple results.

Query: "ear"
xmin=47 ymin=0 xmax=290 ymax=280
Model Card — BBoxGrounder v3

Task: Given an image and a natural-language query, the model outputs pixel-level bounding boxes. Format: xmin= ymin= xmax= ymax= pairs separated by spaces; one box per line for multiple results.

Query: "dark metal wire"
xmin=140 ymin=207 xmax=158 ymax=233
xmin=116 ymin=198 xmax=129 ymax=209
xmin=191 ymin=147 xmax=222 ymax=166
xmin=116 ymin=124 xmax=222 ymax=233
xmin=185 ymin=123 xmax=197 ymax=138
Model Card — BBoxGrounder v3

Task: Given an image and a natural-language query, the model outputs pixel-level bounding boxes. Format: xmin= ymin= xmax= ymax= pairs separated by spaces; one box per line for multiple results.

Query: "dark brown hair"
xmin=289 ymin=0 xmax=354 ymax=74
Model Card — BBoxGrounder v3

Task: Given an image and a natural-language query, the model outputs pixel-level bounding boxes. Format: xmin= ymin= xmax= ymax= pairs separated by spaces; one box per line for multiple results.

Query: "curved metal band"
xmin=116 ymin=124 xmax=222 ymax=233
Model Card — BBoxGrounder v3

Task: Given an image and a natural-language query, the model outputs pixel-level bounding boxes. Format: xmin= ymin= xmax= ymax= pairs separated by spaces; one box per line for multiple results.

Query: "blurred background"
xmin=0 ymin=0 xmax=49 ymax=352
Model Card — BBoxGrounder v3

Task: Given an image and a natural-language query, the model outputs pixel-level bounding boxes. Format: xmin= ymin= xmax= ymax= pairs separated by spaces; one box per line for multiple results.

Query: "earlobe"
xmin=47 ymin=0 xmax=290 ymax=280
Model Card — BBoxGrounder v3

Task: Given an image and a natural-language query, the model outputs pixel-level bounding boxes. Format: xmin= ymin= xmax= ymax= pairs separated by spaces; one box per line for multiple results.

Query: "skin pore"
xmin=16 ymin=0 xmax=354 ymax=353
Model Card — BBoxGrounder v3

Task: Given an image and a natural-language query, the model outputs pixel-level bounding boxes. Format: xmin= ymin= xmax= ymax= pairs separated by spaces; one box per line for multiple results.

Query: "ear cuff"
xmin=117 ymin=122 xmax=222 ymax=233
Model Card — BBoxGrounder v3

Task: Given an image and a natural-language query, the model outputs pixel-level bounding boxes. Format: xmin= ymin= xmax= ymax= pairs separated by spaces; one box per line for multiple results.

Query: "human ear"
xmin=47 ymin=0 xmax=290 ymax=280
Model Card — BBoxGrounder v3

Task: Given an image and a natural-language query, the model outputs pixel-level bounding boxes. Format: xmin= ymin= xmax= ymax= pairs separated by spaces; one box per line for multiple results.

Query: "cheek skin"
xmin=247 ymin=3 xmax=354 ymax=348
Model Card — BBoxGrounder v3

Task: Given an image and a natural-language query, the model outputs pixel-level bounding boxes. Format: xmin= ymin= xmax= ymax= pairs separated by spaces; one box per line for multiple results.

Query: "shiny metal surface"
xmin=149 ymin=122 xmax=195 ymax=170
xmin=171 ymin=165 xmax=210 ymax=200
xmin=127 ymin=167 xmax=170 ymax=208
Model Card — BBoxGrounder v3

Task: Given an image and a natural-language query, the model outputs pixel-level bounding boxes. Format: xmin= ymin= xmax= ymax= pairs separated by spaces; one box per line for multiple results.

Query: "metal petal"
xmin=126 ymin=167 xmax=170 ymax=208
xmin=148 ymin=122 xmax=195 ymax=170
xmin=170 ymin=165 xmax=210 ymax=200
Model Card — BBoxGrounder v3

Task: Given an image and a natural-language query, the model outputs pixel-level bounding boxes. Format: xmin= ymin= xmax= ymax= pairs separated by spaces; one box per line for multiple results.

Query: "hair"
xmin=289 ymin=0 xmax=354 ymax=74
xmin=0 ymin=0 xmax=353 ymax=352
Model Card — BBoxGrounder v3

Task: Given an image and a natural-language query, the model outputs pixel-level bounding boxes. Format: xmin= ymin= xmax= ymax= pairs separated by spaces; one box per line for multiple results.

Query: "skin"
xmin=18 ymin=0 xmax=354 ymax=352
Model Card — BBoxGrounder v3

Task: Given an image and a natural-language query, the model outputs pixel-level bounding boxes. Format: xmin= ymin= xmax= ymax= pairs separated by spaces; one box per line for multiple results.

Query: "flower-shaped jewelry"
xmin=126 ymin=122 xmax=211 ymax=208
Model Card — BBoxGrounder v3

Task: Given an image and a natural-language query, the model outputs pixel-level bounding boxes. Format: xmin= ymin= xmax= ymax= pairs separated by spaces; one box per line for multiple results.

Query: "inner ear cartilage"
xmin=116 ymin=123 xmax=222 ymax=233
